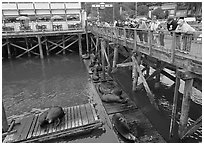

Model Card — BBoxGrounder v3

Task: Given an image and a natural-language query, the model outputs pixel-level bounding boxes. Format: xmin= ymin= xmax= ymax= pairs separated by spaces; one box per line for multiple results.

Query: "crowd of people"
xmin=89 ymin=15 xmax=198 ymax=50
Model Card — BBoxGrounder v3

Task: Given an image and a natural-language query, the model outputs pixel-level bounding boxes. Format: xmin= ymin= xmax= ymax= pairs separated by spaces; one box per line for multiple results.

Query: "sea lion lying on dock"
xmin=112 ymin=113 xmax=137 ymax=142
xmin=40 ymin=106 xmax=65 ymax=128
xmin=101 ymin=94 xmax=128 ymax=104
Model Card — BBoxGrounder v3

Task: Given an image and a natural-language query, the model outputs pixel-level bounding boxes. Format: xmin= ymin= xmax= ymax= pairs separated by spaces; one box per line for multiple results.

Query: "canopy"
xmin=51 ymin=15 xmax=63 ymax=20
xmin=16 ymin=16 xmax=30 ymax=21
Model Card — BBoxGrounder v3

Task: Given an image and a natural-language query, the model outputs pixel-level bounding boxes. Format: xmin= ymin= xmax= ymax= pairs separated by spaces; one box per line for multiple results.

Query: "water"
xmin=2 ymin=54 xmax=90 ymax=118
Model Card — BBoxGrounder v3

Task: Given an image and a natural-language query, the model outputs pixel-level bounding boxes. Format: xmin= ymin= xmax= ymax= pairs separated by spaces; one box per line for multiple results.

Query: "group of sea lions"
xmin=39 ymin=106 xmax=65 ymax=128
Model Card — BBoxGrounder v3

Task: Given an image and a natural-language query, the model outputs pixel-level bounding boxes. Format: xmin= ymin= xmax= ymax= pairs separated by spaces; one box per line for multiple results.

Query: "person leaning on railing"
xmin=137 ymin=18 xmax=148 ymax=43
xmin=175 ymin=19 xmax=196 ymax=52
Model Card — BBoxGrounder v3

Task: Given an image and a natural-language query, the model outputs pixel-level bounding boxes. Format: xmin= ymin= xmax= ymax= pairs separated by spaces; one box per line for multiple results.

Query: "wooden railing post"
xmin=134 ymin=29 xmax=137 ymax=52
xmin=171 ymin=32 xmax=176 ymax=63
xmin=78 ymin=34 xmax=82 ymax=56
xmin=148 ymin=30 xmax=153 ymax=55
xmin=101 ymin=39 xmax=106 ymax=80
xmin=123 ymin=28 xmax=127 ymax=46
xmin=112 ymin=45 xmax=118 ymax=69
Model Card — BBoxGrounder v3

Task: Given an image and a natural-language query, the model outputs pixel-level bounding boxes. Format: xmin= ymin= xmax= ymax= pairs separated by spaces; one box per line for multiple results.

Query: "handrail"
xmin=89 ymin=25 xmax=202 ymax=74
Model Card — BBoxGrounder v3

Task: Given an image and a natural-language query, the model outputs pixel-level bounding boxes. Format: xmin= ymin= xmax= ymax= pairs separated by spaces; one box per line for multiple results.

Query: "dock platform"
xmin=3 ymin=103 xmax=102 ymax=143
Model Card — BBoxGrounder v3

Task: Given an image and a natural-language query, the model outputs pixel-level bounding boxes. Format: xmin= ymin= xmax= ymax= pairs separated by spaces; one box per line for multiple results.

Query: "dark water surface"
xmin=3 ymin=54 xmax=90 ymax=118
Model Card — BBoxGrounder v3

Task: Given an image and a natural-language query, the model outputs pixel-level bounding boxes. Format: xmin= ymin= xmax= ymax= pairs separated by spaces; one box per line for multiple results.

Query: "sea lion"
xmin=112 ymin=113 xmax=137 ymax=142
xmin=39 ymin=106 xmax=65 ymax=128
xmin=111 ymin=87 xmax=123 ymax=96
xmin=98 ymin=81 xmax=116 ymax=94
xmin=101 ymin=94 xmax=128 ymax=104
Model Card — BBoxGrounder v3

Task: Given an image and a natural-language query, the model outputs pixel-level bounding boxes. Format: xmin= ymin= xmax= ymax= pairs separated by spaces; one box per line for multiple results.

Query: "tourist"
xmin=175 ymin=19 xmax=196 ymax=51
xmin=150 ymin=15 xmax=160 ymax=44
xmin=137 ymin=18 xmax=148 ymax=43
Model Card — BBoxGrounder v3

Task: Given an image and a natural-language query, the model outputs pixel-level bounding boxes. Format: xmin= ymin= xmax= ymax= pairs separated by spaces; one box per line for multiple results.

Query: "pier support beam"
xmin=169 ymin=68 xmax=180 ymax=139
xmin=101 ymin=39 xmax=106 ymax=80
xmin=154 ymin=61 xmax=161 ymax=89
xmin=45 ymin=37 xmax=49 ymax=56
xmin=37 ymin=36 xmax=44 ymax=59
xmin=6 ymin=38 xmax=11 ymax=59
xmin=178 ymin=72 xmax=194 ymax=139
xmin=112 ymin=46 xmax=118 ymax=69
xmin=62 ymin=35 xmax=65 ymax=55
xmin=25 ymin=37 xmax=30 ymax=57
xmin=78 ymin=34 xmax=82 ymax=56
xmin=2 ymin=102 xmax=9 ymax=132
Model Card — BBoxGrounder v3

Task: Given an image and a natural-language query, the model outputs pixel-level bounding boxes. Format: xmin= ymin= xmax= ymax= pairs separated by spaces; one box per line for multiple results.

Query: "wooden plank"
xmin=60 ymin=108 xmax=66 ymax=131
xmin=18 ymin=115 xmax=35 ymax=141
xmin=90 ymin=104 xmax=98 ymax=121
xmin=85 ymin=103 xmax=95 ymax=124
xmin=31 ymin=114 xmax=40 ymax=137
xmin=48 ymin=117 xmax=54 ymax=134
xmin=67 ymin=107 xmax=72 ymax=129
xmin=74 ymin=106 xmax=79 ymax=128
xmin=64 ymin=108 xmax=68 ymax=130
xmin=76 ymin=105 xmax=83 ymax=126
xmin=71 ymin=106 xmax=75 ymax=128
xmin=80 ymin=104 xmax=89 ymax=126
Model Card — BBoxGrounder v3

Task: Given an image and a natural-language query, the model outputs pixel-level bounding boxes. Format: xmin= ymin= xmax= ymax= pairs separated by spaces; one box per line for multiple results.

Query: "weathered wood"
xmin=62 ymin=35 xmax=65 ymax=55
xmin=178 ymin=78 xmax=194 ymax=138
xmin=117 ymin=62 xmax=133 ymax=68
xmin=25 ymin=37 xmax=31 ymax=57
xmin=37 ymin=36 xmax=44 ymax=59
xmin=76 ymin=105 xmax=83 ymax=126
xmin=154 ymin=61 xmax=161 ymax=89
xmin=181 ymin=116 xmax=202 ymax=139
xmin=171 ymin=32 xmax=176 ymax=63
xmin=6 ymin=38 xmax=11 ymax=58
xmin=169 ymin=69 xmax=180 ymax=139
xmin=2 ymin=103 xmax=9 ymax=132
xmin=112 ymin=46 xmax=118 ymax=69
xmin=80 ymin=104 xmax=89 ymax=126
xmin=45 ymin=37 xmax=49 ymax=56
xmin=67 ymin=107 xmax=72 ymax=129
xmin=132 ymin=55 xmax=158 ymax=110
xmin=78 ymin=34 xmax=82 ymax=56
xmin=27 ymin=115 xmax=38 ymax=139
xmin=134 ymin=29 xmax=137 ymax=51
xmin=132 ymin=60 xmax=137 ymax=91
xmin=101 ymin=40 xmax=106 ymax=80
xmin=85 ymin=104 xmax=94 ymax=124
xmin=148 ymin=30 xmax=153 ymax=55
xmin=19 ymin=115 xmax=35 ymax=141
xmin=86 ymin=23 xmax=89 ymax=53
xmin=74 ymin=106 xmax=79 ymax=127
xmin=70 ymin=106 xmax=75 ymax=128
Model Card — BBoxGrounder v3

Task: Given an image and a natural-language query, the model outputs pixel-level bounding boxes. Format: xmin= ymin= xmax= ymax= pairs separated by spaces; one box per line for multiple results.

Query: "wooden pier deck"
xmin=3 ymin=103 xmax=102 ymax=143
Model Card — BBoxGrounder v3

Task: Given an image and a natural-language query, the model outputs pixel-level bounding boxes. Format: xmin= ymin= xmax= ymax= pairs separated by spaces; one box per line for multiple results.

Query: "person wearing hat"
xmin=175 ymin=19 xmax=196 ymax=52
xmin=167 ymin=16 xmax=178 ymax=34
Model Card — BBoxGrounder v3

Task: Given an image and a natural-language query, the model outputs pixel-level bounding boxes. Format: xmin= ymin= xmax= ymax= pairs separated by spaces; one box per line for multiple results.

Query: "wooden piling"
xmin=85 ymin=20 xmax=89 ymax=54
xmin=155 ymin=61 xmax=161 ymax=89
xmin=62 ymin=35 xmax=65 ymax=55
xmin=112 ymin=46 xmax=118 ymax=69
xmin=169 ymin=69 xmax=180 ymax=139
xmin=178 ymin=77 xmax=193 ymax=139
xmin=6 ymin=37 xmax=11 ymax=59
xmin=78 ymin=34 xmax=82 ymax=56
xmin=37 ymin=35 xmax=44 ymax=59
xmin=2 ymin=102 xmax=9 ymax=132
xmin=101 ymin=39 xmax=106 ymax=80
xmin=45 ymin=37 xmax=49 ymax=56
xmin=25 ymin=37 xmax=30 ymax=57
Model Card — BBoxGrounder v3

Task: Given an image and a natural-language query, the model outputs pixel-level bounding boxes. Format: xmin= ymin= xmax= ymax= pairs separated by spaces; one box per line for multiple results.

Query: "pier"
xmin=87 ymin=24 xmax=202 ymax=142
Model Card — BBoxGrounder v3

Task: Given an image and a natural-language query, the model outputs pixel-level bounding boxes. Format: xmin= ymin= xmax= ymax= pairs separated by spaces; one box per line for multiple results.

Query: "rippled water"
xmin=2 ymin=54 xmax=90 ymax=118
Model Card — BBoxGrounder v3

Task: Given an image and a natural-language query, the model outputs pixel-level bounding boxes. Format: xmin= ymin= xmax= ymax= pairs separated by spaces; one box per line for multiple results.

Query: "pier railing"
xmin=90 ymin=25 xmax=202 ymax=75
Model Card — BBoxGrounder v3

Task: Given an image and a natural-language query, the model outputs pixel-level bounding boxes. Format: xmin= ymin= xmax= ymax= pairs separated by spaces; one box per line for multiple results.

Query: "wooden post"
xmin=112 ymin=45 xmax=118 ymax=69
xmin=45 ymin=37 xmax=49 ymax=56
xmin=171 ymin=32 xmax=176 ymax=63
xmin=148 ymin=30 xmax=153 ymax=55
xmin=62 ymin=35 xmax=65 ymax=55
xmin=101 ymin=39 xmax=106 ymax=80
xmin=169 ymin=69 xmax=180 ymax=139
xmin=96 ymin=36 xmax=99 ymax=56
xmin=6 ymin=37 xmax=11 ymax=59
xmin=178 ymin=77 xmax=193 ymax=139
xmin=37 ymin=35 xmax=44 ymax=59
xmin=78 ymin=34 xmax=82 ymax=56
xmin=25 ymin=37 xmax=30 ymax=57
xmin=2 ymin=103 xmax=9 ymax=132
xmin=134 ymin=29 xmax=137 ymax=51
xmin=155 ymin=61 xmax=161 ymax=89
xmin=85 ymin=20 xmax=89 ymax=54
xmin=123 ymin=28 xmax=126 ymax=46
